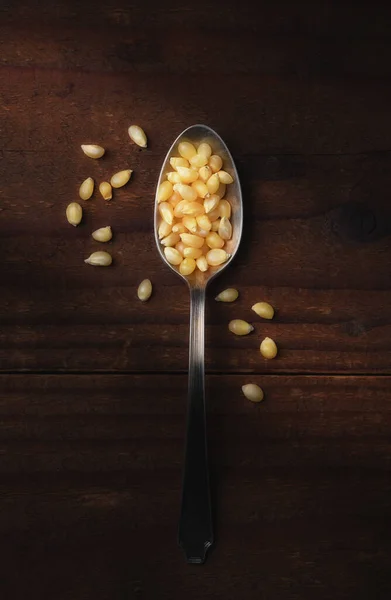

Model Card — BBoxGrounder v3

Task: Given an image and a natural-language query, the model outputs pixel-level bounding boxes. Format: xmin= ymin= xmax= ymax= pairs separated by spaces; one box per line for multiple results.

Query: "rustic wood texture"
xmin=1 ymin=0 xmax=391 ymax=598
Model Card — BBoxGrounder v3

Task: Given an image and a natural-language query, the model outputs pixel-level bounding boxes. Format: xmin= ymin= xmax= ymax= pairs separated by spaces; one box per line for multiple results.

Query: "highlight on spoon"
xmin=154 ymin=125 xmax=242 ymax=282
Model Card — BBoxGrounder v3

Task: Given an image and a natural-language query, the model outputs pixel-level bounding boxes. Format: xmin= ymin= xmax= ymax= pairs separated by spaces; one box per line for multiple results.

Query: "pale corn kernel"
xmin=215 ymin=288 xmax=239 ymax=302
xmin=217 ymin=170 xmax=234 ymax=184
xmin=219 ymin=199 xmax=231 ymax=218
xmin=167 ymin=171 xmax=182 ymax=184
xmin=178 ymin=141 xmax=197 ymax=159
xmin=158 ymin=202 xmax=174 ymax=225
xmin=84 ymin=251 xmax=112 ymax=266
xmin=204 ymin=194 xmax=220 ymax=214
xmin=66 ymin=202 xmax=82 ymax=226
xmin=260 ymin=337 xmax=278 ymax=359
xmin=181 ymin=201 xmax=205 ymax=216
xmin=110 ymin=169 xmax=132 ymax=189
xmin=170 ymin=157 xmax=189 ymax=170
xmin=79 ymin=177 xmax=94 ymax=200
xmin=209 ymin=154 xmax=223 ymax=173
xmin=218 ymin=216 xmax=232 ymax=240
xmin=175 ymin=241 xmax=186 ymax=255
xmin=228 ymin=319 xmax=254 ymax=336
xmin=168 ymin=191 xmax=182 ymax=207
xmin=164 ymin=246 xmax=182 ymax=265
xmin=191 ymin=180 xmax=209 ymax=198
xmin=161 ymin=232 xmax=180 ymax=247
xmin=197 ymin=142 xmax=212 ymax=158
xmin=157 ymin=181 xmax=173 ymax=203
xmin=81 ymin=144 xmax=105 ymax=159
xmin=137 ymin=279 xmax=152 ymax=302
xmin=172 ymin=222 xmax=186 ymax=234
xmin=183 ymin=247 xmax=203 ymax=259
xmin=207 ymin=173 xmax=220 ymax=195
xmin=183 ymin=216 xmax=198 ymax=233
xmin=252 ymin=302 xmax=275 ymax=320
xmin=99 ymin=181 xmax=112 ymax=200
xmin=92 ymin=226 xmax=112 ymax=242
xmin=242 ymin=384 xmax=264 ymax=403
xmin=173 ymin=199 xmax=188 ymax=218
xmin=158 ymin=220 xmax=172 ymax=239
xmin=179 ymin=257 xmax=196 ymax=275
xmin=207 ymin=204 xmax=221 ymax=222
xmin=195 ymin=227 xmax=210 ymax=238
xmin=196 ymin=214 xmax=212 ymax=231
xmin=173 ymin=183 xmax=198 ymax=202
xmin=196 ymin=255 xmax=208 ymax=272
xmin=216 ymin=182 xmax=226 ymax=199
xmin=179 ymin=233 xmax=205 ymax=249
xmin=206 ymin=232 xmax=224 ymax=249
xmin=199 ymin=165 xmax=212 ymax=182
xmin=128 ymin=125 xmax=147 ymax=148
xmin=189 ymin=153 xmax=208 ymax=168
xmin=176 ymin=166 xmax=199 ymax=184
xmin=211 ymin=219 xmax=220 ymax=232
xmin=206 ymin=248 xmax=230 ymax=266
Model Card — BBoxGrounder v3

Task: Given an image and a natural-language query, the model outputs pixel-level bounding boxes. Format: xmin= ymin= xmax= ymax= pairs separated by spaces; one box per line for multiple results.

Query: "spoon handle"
xmin=178 ymin=286 xmax=213 ymax=564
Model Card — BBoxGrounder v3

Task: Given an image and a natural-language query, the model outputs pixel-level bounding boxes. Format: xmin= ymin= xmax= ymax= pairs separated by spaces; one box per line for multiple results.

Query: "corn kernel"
xmin=183 ymin=247 xmax=203 ymax=259
xmin=242 ymin=384 xmax=264 ymax=403
xmin=158 ymin=220 xmax=172 ymax=239
xmin=252 ymin=302 xmax=275 ymax=320
xmin=111 ymin=169 xmax=132 ymax=189
xmin=176 ymin=166 xmax=199 ymax=184
xmin=183 ymin=216 xmax=198 ymax=233
xmin=173 ymin=183 xmax=198 ymax=202
xmin=128 ymin=125 xmax=147 ymax=148
xmin=168 ymin=191 xmax=182 ymax=207
xmin=161 ymin=232 xmax=180 ymax=247
xmin=79 ymin=177 xmax=94 ymax=200
xmin=180 ymin=233 xmax=205 ymax=248
xmin=196 ymin=255 xmax=208 ymax=272
xmin=167 ymin=171 xmax=182 ymax=184
xmin=206 ymin=248 xmax=230 ymax=266
xmin=158 ymin=202 xmax=174 ymax=225
xmin=172 ymin=222 xmax=187 ymax=234
xmin=199 ymin=165 xmax=212 ymax=182
xmin=99 ymin=181 xmax=112 ymax=201
xmin=217 ymin=170 xmax=234 ymax=184
xmin=260 ymin=337 xmax=278 ymax=359
xmin=164 ymin=246 xmax=182 ymax=265
xmin=196 ymin=214 xmax=212 ymax=231
xmin=157 ymin=181 xmax=173 ymax=203
xmin=216 ymin=182 xmax=226 ymax=199
xmin=197 ymin=143 xmax=212 ymax=158
xmin=178 ymin=141 xmax=197 ymax=160
xmin=218 ymin=216 xmax=232 ymax=240
xmin=215 ymin=288 xmax=239 ymax=302
xmin=211 ymin=219 xmax=220 ymax=232
xmin=179 ymin=257 xmax=196 ymax=275
xmin=219 ymin=199 xmax=231 ymax=218
xmin=207 ymin=173 xmax=220 ymax=195
xmin=137 ymin=279 xmax=152 ymax=302
xmin=228 ymin=319 xmax=254 ymax=336
xmin=170 ymin=157 xmax=189 ymax=170
xmin=191 ymin=180 xmax=209 ymax=198
xmin=206 ymin=232 xmax=224 ymax=249
xmin=181 ymin=201 xmax=205 ymax=216
xmin=173 ymin=199 xmax=188 ymax=218
xmin=209 ymin=154 xmax=223 ymax=173
xmin=175 ymin=241 xmax=186 ymax=255
xmin=190 ymin=153 xmax=208 ymax=168
xmin=204 ymin=194 xmax=220 ymax=214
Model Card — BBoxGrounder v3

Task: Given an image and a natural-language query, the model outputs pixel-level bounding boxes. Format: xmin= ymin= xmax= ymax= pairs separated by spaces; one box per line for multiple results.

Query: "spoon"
xmin=154 ymin=124 xmax=243 ymax=563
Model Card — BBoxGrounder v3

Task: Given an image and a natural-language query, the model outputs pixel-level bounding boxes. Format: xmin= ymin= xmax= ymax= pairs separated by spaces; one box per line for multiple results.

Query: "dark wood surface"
xmin=2 ymin=1 xmax=391 ymax=598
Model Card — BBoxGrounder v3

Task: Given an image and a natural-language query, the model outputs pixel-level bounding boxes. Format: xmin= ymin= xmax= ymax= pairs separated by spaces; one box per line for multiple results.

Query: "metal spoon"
xmin=154 ymin=124 xmax=243 ymax=564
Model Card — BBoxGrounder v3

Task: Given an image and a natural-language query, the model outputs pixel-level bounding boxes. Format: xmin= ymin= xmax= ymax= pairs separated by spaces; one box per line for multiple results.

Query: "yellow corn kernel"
xmin=195 ymin=227 xmax=209 ymax=238
xmin=172 ymin=222 xmax=186 ymax=234
xmin=206 ymin=248 xmax=230 ymax=266
xmin=168 ymin=191 xmax=182 ymax=207
xmin=228 ymin=319 xmax=254 ymax=336
xmin=128 ymin=125 xmax=147 ymax=148
xmin=176 ymin=166 xmax=199 ymax=184
xmin=179 ymin=233 xmax=205 ymax=249
xmin=260 ymin=337 xmax=278 ymax=359
xmin=84 ymin=251 xmax=112 ymax=266
xmin=199 ymin=165 xmax=212 ymax=182
xmin=219 ymin=199 xmax=231 ymax=218
xmin=183 ymin=247 xmax=203 ymax=259
xmin=206 ymin=232 xmax=224 ymax=249
xmin=204 ymin=194 xmax=220 ymax=214
xmin=252 ymin=302 xmax=275 ymax=320
xmin=157 ymin=181 xmax=173 ymax=203
xmin=211 ymin=219 xmax=220 ymax=232
xmin=218 ymin=216 xmax=232 ymax=240
xmin=179 ymin=257 xmax=196 ymax=276
xmin=164 ymin=246 xmax=182 ymax=265
xmin=173 ymin=200 xmax=188 ymax=218
xmin=91 ymin=226 xmax=113 ymax=242
xmin=137 ymin=279 xmax=152 ymax=302
xmin=167 ymin=171 xmax=182 ymax=184
xmin=161 ymin=232 xmax=180 ymax=247
xmin=242 ymin=384 xmax=264 ymax=403
xmin=197 ymin=142 xmax=212 ymax=159
xmin=216 ymin=182 xmax=226 ymax=199
xmin=209 ymin=154 xmax=223 ymax=173
xmin=196 ymin=214 xmax=212 ymax=232
xmin=81 ymin=144 xmax=105 ymax=159
xmin=99 ymin=181 xmax=112 ymax=200
xmin=215 ymin=288 xmax=239 ymax=302
xmin=207 ymin=204 xmax=221 ymax=222
xmin=191 ymin=180 xmax=209 ymax=198
xmin=173 ymin=183 xmax=198 ymax=202
xmin=158 ymin=220 xmax=172 ymax=239
xmin=175 ymin=241 xmax=186 ymax=255
xmin=217 ymin=170 xmax=234 ymax=184
xmin=178 ymin=141 xmax=197 ymax=160
xmin=207 ymin=173 xmax=220 ymax=195
xmin=66 ymin=202 xmax=83 ymax=226
xmin=196 ymin=255 xmax=208 ymax=272
xmin=183 ymin=216 xmax=198 ymax=233
xmin=181 ymin=201 xmax=205 ymax=216
xmin=79 ymin=177 xmax=94 ymax=200
xmin=170 ymin=157 xmax=189 ymax=170
xmin=158 ymin=202 xmax=174 ymax=225
xmin=189 ymin=153 xmax=209 ymax=168
xmin=111 ymin=169 xmax=132 ymax=189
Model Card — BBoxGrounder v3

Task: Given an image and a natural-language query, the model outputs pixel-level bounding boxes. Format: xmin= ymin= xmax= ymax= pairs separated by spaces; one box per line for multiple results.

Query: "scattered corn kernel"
xmin=196 ymin=214 xmax=212 ymax=231
xmin=92 ymin=226 xmax=112 ymax=242
xmin=164 ymin=246 xmax=182 ymax=265
xmin=206 ymin=248 xmax=230 ymax=266
xmin=199 ymin=165 xmax=213 ymax=182
xmin=217 ymin=170 xmax=234 ymax=184
xmin=206 ymin=232 xmax=224 ymax=249
xmin=252 ymin=302 xmax=275 ymax=320
xmin=179 ymin=257 xmax=196 ymax=275
xmin=84 ymin=251 xmax=112 ymax=266
xmin=99 ymin=181 xmax=112 ymax=201
xmin=170 ymin=157 xmax=189 ymax=170
xmin=260 ymin=337 xmax=278 ymax=359
xmin=66 ymin=202 xmax=83 ymax=227
xmin=183 ymin=247 xmax=203 ymax=259
xmin=196 ymin=255 xmax=208 ymax=272
xmin=209 ymin=154 xmax=223 ymax=173
xmin=81 ymin=144 xmax=105 ymax=159
xmin=110 ymin=169 xmax=132 ymax=189
xmin=198 ymin=143 xmax=212 ymax=158
xmin=158 ymin=220 xmax=172 ymax=239
xmin=173 ymin=183 xmax=198 ymax=202
xmin=218 ymin=217 xmax=232 ymax=240
xmin=158 ymin=202 xmax=174 ymax=225
xmin=207 ymin=173 xmax=220 ymax=195
xmin=137 ymin=278 xmax=152 ymax=302
xmin=219 ymin=199 xmax=231 ymax=218
xmin=180 ymin=233 xmax=205 ymax=249
xmin=178 ymin=141 xmax=197 ymax=160
xmin=161 ymin=232 xmax=180 ymax=247
xmin=157 ymin=181 xmax=173 ymax=203
xmin=128 ymin=125 xmax=147 ymax=148
xmin=228 ymin=319 xmax=254 ymax=336
xmin=242 ymin=383 xmax=264 ymax=403
xmin=215 ymin=288 xmax=239 ymax=302
xmin=79 ymin=177 xmax=94 ymax=200
xmin=191 ymin=180 xmax=209 ymax=198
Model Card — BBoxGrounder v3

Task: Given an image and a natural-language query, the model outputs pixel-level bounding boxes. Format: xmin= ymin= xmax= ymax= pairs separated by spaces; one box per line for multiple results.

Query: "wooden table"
xmin=2 ymin=1 xmax=391 ymax=598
